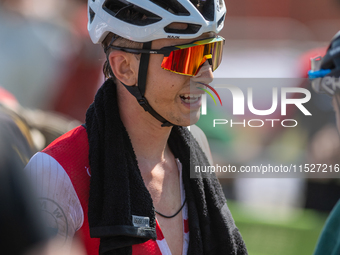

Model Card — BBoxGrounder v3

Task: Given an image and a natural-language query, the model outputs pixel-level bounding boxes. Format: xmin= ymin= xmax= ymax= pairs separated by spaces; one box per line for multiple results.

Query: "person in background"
xmin=309 ymin=30 xmax=340 ymax=255
xmin=0 ymin=88 xmax=86 ymax=255
xmin=0 ymin=88 xmax=45 ymax=255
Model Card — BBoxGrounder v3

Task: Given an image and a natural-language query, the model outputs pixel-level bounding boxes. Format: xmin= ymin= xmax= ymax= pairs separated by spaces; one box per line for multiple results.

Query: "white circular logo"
xmin=40 ymin=198 xmax=68 ymax=245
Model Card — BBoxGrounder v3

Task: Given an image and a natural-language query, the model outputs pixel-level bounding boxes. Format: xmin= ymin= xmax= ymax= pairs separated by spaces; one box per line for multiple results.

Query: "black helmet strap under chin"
xmin=122 ymin=41 xmax=174 ymax=127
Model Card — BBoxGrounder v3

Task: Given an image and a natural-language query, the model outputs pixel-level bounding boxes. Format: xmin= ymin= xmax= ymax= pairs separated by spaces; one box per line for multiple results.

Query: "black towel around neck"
xmin=86 ymin=79 xmax=247 ymax=255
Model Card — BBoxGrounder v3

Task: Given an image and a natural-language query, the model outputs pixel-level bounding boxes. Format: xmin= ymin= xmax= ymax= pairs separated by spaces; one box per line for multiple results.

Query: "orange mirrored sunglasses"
xmin=107 ymin=36 xmax=225 ymax=76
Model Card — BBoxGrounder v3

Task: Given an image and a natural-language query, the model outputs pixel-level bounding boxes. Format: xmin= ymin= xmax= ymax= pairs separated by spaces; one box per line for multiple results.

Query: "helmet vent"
xmin=164 ymin=23 xmax=201 ymax=34
xmin=218 ymin=0 xmax=224 ymax=11
xmin=103 ymin=0 xmax=162 ymax=26
xmin=189 ymin=0 xmax=214 ymax=21
xmin=149 ymin=0 xmax=190 ymax=16
xmin=89 ymin=7 xmax=95 ymax=24
xmin=217 ymin=15 xmax=224 ymax=28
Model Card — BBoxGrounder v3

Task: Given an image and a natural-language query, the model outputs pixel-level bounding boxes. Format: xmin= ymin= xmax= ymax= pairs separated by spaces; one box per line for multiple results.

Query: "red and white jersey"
xmin=24 ymin=126 xmax=190 ymax=255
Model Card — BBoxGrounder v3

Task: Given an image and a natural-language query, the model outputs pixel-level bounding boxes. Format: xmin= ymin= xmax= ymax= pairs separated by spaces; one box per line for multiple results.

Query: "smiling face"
xmin=109 ymin=32 xmax=216 ymax=127
xmin=143 ymin=35 xmax=214 ymax=126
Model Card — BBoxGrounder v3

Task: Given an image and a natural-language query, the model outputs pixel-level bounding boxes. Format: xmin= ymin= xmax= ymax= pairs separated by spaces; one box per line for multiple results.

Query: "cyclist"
xmin=309 ymin=30 xmax=340 ymax=255
xmin=25 ymin=0 xmax=247 ymax=254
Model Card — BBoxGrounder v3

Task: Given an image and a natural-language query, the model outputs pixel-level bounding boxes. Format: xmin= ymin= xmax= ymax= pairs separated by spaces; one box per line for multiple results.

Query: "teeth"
xmin=180 ymin=94 xmax=201 ymax=98
xmin=180 ymin=94 xmax=201 ymax=103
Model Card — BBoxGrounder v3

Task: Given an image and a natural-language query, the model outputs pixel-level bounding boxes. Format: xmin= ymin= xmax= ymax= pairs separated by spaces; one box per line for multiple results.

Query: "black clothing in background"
xmin=0 ymin=106 xmax=48 ymax=255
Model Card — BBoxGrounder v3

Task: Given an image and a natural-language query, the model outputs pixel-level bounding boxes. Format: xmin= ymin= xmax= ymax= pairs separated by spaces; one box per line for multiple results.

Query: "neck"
xmin=117 ymin=83 xmax=173 ymax=170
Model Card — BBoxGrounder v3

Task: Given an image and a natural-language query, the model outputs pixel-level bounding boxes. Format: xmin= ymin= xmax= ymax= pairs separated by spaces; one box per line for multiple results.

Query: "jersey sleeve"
xmin=24 ymin=152 xmax=84 ymax=250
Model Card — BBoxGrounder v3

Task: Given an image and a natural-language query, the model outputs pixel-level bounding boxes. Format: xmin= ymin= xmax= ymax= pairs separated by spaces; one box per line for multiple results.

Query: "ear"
xmin=108 ymin=51 xmax=138 ymax=86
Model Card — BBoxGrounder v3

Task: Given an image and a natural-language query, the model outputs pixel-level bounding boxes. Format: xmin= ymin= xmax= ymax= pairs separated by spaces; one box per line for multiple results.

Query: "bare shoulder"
xmin=188 ymin=125 xmax=213 ymax=165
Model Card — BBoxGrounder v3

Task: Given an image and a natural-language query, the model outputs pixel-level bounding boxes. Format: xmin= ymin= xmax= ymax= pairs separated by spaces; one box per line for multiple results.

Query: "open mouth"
xmin=179 ymin=94 xmax=202 ymax=104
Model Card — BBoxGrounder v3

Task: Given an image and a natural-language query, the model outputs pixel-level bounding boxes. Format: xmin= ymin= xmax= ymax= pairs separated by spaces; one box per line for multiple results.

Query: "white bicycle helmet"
xmin=88 ymin=0 xmax=226 ymax=43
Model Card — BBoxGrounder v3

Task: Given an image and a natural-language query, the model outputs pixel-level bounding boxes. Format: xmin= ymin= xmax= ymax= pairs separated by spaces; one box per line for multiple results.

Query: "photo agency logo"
xmin=199 ymin=79 xmax=312 ymax=128
xmin=197 ymin=82 xmax=223 ymax=106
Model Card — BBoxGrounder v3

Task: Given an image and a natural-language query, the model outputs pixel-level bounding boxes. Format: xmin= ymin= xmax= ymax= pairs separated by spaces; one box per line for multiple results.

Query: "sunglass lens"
xmin=161 ymin=40 xmax=224 ymax=76
xmin=211 ymin=41 xmax=223 ymax=71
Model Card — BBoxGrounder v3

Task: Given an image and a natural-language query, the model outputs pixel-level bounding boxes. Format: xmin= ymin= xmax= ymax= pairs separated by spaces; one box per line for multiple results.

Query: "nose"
xmin=191 ymin=61 xmax=214 ymax=84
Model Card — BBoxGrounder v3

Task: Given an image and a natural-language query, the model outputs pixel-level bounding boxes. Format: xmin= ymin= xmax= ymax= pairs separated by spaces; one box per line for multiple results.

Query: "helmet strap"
xmin=122 ymin=41 xmax=174 ymax=127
